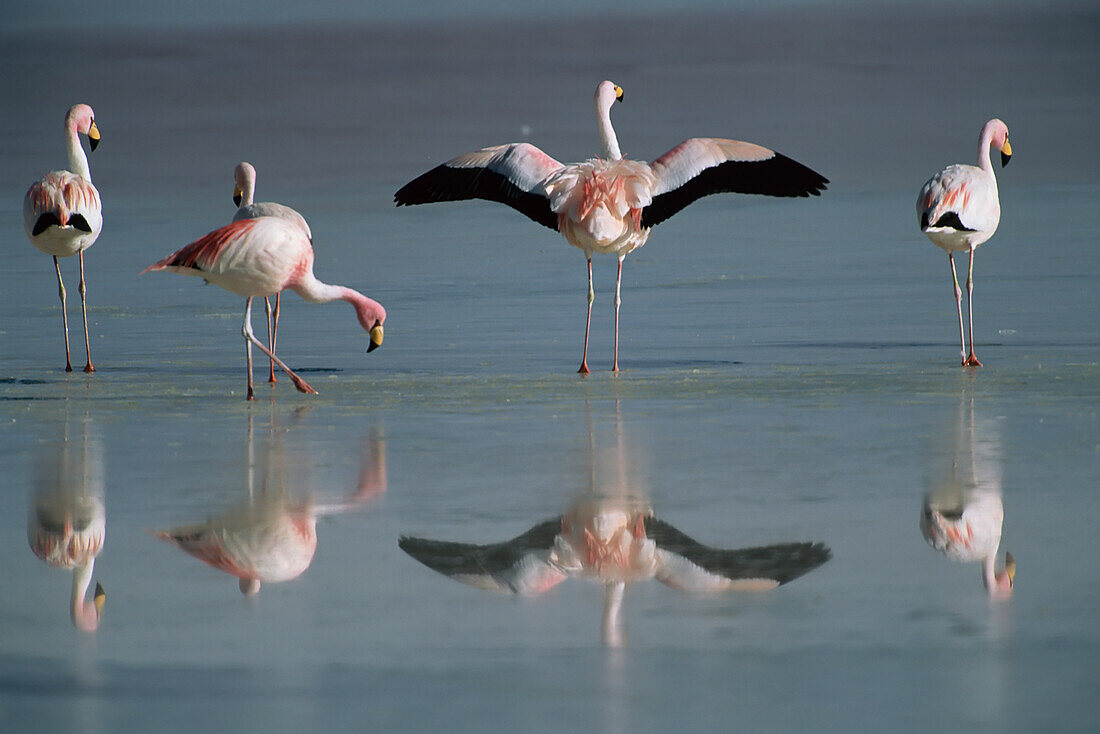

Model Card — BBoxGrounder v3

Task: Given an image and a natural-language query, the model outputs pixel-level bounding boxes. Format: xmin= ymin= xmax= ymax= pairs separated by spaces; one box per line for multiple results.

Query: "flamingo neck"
xmin=71 ymin=562 xmax=99 ymax=631
xmin=601 ymin=581 xmax=626 ymax=647
xmin=65 ymin=118 xmax=91 ymax=181
xmin=290 ymin=275 xmax=386 ymax=332
xmin=596 ymin=100 xmax=622 ymax=161
xmin=237 ymin=165 xmax=257 ymax=207
xmin=977 ymin=123 xmax=997 ymax=178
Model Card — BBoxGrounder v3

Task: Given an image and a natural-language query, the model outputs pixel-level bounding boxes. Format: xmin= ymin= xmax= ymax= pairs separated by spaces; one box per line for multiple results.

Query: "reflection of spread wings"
xmin=398 ymin=519 xmax=567 ymax=596
xmin=644 ymin=517 xmax=831 ymax=593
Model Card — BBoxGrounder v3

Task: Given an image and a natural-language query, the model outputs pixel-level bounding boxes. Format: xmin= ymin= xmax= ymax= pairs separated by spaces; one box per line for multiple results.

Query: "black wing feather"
xmin=398 ymin=518 xmax=561 ymax=587
xmin=642 ymin=153 xmax=829 ymax=229
xmin=395 ymin=164 xmax=558 ymax=231
xmin=644 ymin=516 xmax=831 ymax=585
xmin=32 ymin=212 xmax=63 ymax=236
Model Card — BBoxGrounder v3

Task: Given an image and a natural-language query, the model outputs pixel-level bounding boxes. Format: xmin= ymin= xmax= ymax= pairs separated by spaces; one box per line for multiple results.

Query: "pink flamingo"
xmin=154 ymin=422 xmax=386 ymax=595
xmin=399 ymin=404 xmax=829 ymax=645
xmin=395 ymin=80 xmax=827 ymax=372
xmin=22 ymin=104 xmax=102 ymax=373
xmin=232 ymin=161 xmax=313 ymax=384
xmin=27 ymin=418 xmax=106 ymax=631
xmin=143 ymin=216 xmax=386 ymax=399
xmin=917 ymin=119 xmax=1012 ymax=367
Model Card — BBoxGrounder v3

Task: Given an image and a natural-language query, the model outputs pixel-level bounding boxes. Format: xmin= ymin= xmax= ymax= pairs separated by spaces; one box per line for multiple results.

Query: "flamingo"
xmin=153 ymin=417 xmax=386 ymax=595
xmin=399 ymin=403 xmax=830 ymax=645
xmin=232 ymin=161 xmax=313 ymax=384
xmin=917 ymin=119 xmax=1012 ymax=367
xmin=142 ymin=216 xmax=386 ymax=399
xmin=22 ymin=104 xmax=102 ymax=373
xmin=395 ymin=80 xmax=828 ymax=372
xmin=920 ymin=389 xmax=1015 ymax=599
xmin=27 ymin=417 xmax=106 ymax=631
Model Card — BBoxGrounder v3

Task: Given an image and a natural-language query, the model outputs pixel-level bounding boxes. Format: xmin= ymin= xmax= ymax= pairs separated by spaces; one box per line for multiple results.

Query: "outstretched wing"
xmin=394 ymin=143 xmax=564 ymax=230
xmin=642 ymin=138 xmax=828 ymax=228
xmin=398 ymin=518 xmax=567 ymax=595
xmin=645 ymin=516 xmax=831 ymax=593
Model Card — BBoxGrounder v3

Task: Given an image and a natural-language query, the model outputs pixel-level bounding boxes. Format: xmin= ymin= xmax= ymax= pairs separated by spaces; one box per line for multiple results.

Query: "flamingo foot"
xmin=83 ymin=363 xmax=95 ymax=373
xmin=65 ymin=364 xmax=73 ymax=373
xmin=268 ymin=374 xmax=278 ymax=384
xmin=291 ymin=377 xmax=319 ymax=395
xmin=963 ymin=353 xmax=983 ymax=368
xmin=578 ymin=362 xmax=590 ymax=375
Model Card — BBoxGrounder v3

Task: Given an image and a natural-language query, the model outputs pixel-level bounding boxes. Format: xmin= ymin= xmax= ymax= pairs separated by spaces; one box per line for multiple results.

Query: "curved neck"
xmin=596 ymin=101 xmax=621 ymax=161
xmin=66 ymin=120 xmax=91 ymax=181
xmin=71 ymin=562 xmax=98 ymax=631
xmin=290 ymin=274 xmax=384 ymax=331
xmin=976 ymin=126 xmax=996 ymax=178
xmin=601 ymin=581 xmax=626 ymax=647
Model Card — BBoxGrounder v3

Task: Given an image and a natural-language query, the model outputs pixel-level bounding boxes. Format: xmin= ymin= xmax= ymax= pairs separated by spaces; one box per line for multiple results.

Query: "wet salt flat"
xmin=2 ymin=1 xmax=1099 ymax=731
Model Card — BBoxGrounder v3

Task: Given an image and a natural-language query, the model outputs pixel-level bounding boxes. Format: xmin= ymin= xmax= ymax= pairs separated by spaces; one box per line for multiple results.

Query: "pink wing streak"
xmin=545 ymin=158 xmax=656 ymax=253
xmin=23 ymin=171 xmax=103 ymax=254
xmin=143 ymin=218 xmax=260 ymax=274
xmin=447 ymin=142 xmax=565 ymax=192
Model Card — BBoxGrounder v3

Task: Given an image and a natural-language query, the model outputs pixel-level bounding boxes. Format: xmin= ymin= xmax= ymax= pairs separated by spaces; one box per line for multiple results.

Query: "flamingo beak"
xmin=93 ymin=582 xmax=106 ymax=617
xmin=1000 ymin=139 xmax=1012 ymax=167
xmin=614 ymin=85 xmax=624 ymax=103
xmin=88 ymin=121 xmax=100 ymax=152
xmin=233 ymin=187 xmax=243 ymax=207
xmin=368 ymin=324 xmax=384 ymax=352
xmin=1004 ymin=552 xmax=1016 ymax=585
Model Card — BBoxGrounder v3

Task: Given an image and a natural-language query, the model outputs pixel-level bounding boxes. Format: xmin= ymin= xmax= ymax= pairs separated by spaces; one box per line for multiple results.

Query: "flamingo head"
xmin=239 ymin=577 xmax=261 ymax=596
xmin=233 ymin=161 xmax=256 ymax=207
xmin=66 ymin=104 xmax=99 ymax=152
xmin=984 ymin=118 xmax=1011 ymax=167
xmin=595 ymin=80 xmax=624 ymax=112
xmin=358 ymin=301 xmax=386 ymax=353
xmin=986 ymin=551 xmax=1015 ymax=599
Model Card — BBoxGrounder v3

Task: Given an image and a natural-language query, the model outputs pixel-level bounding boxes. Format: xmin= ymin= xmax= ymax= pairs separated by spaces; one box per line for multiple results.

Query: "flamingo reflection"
xmin=154 ymin=417 xmax=386 ymax=595
xmin=400 ymin=406 xmax=830 ymax=646
xmin=920 ymin=389 xmax=1014 ymax=599
xmin=27 ymin=415 xmax=106 ymax=632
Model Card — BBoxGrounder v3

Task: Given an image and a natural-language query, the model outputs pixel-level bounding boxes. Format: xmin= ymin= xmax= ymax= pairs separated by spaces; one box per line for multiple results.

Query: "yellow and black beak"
xmin=1000 ymin=138 xmax=1012 ymax=167
xmin=93 ymin=582 xmax=106 ymax=616
xmin=368 ymin=324 xmax=384 ymax=353
xmin=1004 ymin=552 xmax=1016 ymax=586
xmin=233 ymin=187 xmax=243 ymax=207
xmin=88 ymin=120 xmax=100 ymax=152
xmin=614 ymin=85 xmax=624 ymax=103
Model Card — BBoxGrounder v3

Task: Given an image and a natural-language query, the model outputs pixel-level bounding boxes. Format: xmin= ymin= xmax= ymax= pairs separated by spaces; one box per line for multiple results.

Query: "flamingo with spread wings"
xmin=395 ymin=80 xmax=828 ymax=372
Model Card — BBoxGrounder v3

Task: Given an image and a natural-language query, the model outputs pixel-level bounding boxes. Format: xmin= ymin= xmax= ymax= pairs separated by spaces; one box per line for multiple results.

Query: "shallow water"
xmin=2 ymin=1 xmax=1099 ymax=731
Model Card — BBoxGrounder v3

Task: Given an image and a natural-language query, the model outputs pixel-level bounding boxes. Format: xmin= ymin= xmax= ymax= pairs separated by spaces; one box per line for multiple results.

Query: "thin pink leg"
xmin=241 ymin=297 xmax=317 ymax=398
xmin=579 ymin=257 xmax=593 ymax=374
xmin=270 ymin=292 xmax=280 ymax=382
xmin=948 ymin=253 xmax=966 ymax=366
xmin=264 ymin=295 xmax=279 ymax=383
xmin=245 ymin=298 xmax=255 ymax=400
xmin=53 ymin=256 xmax=73 ymax=372
xmin=612 ymin=258 xmax=623 ymax=372
xmin=78 ymin=250 xmax=95 ymax=373
xmin=963 ymin=248 xmax=982 ymax=367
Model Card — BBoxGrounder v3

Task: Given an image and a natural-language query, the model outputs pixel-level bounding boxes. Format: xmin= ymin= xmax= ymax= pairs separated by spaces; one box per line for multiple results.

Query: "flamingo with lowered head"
xmin=917 ymin=119 xmax=1012 ymax=367
xmin=22 ymin=104 xmax=102 ymax=373
xmin=395 ymin=80 xmax=828 ymax=372
xmin=232 ymin=161 xmax=314 ymax=384
xmin=143 ymin=216 xmax=385 ymax=399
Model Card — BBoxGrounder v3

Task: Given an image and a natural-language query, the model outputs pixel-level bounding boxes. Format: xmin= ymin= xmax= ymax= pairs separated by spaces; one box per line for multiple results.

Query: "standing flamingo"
xmin=917 ymin=119 xmax=1012 ymax=367
xmin=232 ymin=161 xmax=313 ymax=383
xmin=395 ymin=80 xmax=827 ymax=372
xmin=22 ymin=104 xmax=102 ymax=372
xmin=153 ymin=417 xmax=386 ymax=595
xmin=399 ymin=404 xmax=830 ymax=645
xmin=143 ymin=217 xmax=385 ymax=399
xmin=27 ymin=416 xmax=106 ymax=631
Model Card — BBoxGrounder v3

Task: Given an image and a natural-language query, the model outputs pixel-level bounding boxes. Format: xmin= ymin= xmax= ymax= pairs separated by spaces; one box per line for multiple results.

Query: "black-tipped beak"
xmin=88 ymin=121 xmax=100 ymax=151
xmin=94 ymin=582 xmax=106 ymax=615
xmin=1000 ymin=150 xmax=1011 ymax=167
xmin=368 ymin=324 xmax=384 ymax=353
xmin=233 ymin=191 xmax=242 ymax=207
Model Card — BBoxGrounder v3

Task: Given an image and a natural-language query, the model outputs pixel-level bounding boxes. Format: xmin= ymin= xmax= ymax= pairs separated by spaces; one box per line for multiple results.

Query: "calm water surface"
xmin=1 ymin=1 xmax=1098 ymax=731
